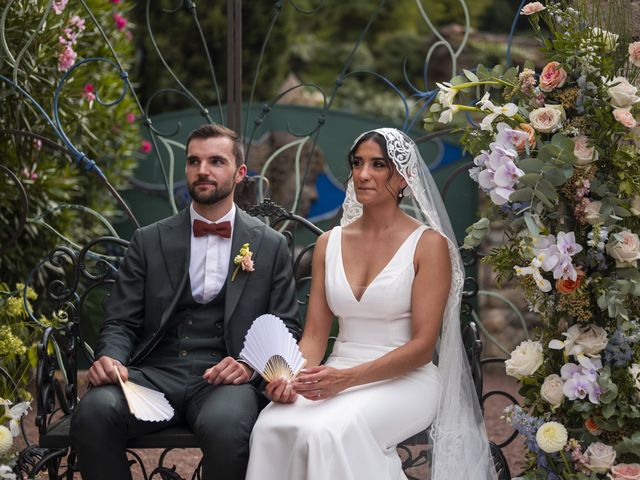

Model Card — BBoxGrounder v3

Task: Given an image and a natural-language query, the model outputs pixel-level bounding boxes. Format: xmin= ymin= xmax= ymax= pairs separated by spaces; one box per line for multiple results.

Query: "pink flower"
xmin=629 ymin=42 xmax=640 ymax=67
xmin=52 ymin=0 xmax=68 ymax=15
xmin=610 ymin=463 xmax=640 ymax=480
xmin=240 ymin=254 xmax=255 ymax=272
xmin=521 ymin=2 xmax=545 ymax=15
xmin=57 ymin=45 xmax=77 ymax=72
xmin=539 ymin=61 xmax=568 ymax=92
xmin=113 ymin=13 xmax=127 ymax=31
xmin=111 ymin=0 xmax=122 ymax=3
xmin=83 ymin=83 xmax=96 ymax=107
xmin=613 ymin=108 xmax=637 ymax=129
xmin=69 ymin=15 xmax=86 ymax=31
xmin=140 ymin=140 xmax=152 ymax=154
xmin=126 ymin=113 xmax=136 ymax=123
xmin=33 ymin=139 xmax=42 ymax=151
xmin=21 ymin=167 xmax=38 ymax=181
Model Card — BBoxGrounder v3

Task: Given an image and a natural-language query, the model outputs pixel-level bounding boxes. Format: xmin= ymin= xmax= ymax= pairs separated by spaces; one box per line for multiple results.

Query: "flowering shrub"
xmin=426 ymin=1 xmax=640 ymax=477
xmin=0 ymin=0 xmax=140 ymax=289
xmin=0 ymin=282 xmax=63 ymax=478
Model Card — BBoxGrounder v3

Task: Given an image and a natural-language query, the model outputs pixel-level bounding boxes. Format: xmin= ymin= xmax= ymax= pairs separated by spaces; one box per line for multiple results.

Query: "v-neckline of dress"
xmin=338 ymin=226 xmax=423 ymax=303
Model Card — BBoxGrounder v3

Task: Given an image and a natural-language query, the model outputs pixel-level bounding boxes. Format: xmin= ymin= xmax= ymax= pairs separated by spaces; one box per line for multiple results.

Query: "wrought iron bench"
xmin=17 ymin=199 xmax=512 ymax=480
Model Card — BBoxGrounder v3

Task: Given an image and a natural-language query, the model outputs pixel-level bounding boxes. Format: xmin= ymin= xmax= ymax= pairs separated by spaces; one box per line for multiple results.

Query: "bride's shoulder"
xmin=416 ymin=229 xmax=449 ymax=257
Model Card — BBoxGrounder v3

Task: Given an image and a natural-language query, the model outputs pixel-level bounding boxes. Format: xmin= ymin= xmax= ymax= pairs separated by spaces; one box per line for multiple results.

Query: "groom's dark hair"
xmin=186 ymin=123 xmax=245 ymax=165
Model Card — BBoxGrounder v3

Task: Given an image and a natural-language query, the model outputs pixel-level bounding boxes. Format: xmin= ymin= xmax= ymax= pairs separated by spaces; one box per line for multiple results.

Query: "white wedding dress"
xmin=245 ymin=225 xmax=442 ymax=480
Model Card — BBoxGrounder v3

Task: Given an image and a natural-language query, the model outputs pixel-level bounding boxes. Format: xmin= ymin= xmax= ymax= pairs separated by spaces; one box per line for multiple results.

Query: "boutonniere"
xmin=231 ymin=243 xmax=255 ymax=281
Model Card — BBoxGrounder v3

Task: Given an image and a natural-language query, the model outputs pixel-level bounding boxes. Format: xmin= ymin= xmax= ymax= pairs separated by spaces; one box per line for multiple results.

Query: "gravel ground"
xmin=16 ymin=369 xmax=527 ymax=479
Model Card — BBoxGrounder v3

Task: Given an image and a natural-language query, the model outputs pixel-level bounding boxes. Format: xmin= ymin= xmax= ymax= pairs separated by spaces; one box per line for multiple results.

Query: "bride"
xmin=245 ymin=128 xmax=497 ymax=480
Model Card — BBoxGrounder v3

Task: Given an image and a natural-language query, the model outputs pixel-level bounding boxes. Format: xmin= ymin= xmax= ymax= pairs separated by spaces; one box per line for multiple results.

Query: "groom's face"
xmin=186 ymin=136 xmax=247 ymax=205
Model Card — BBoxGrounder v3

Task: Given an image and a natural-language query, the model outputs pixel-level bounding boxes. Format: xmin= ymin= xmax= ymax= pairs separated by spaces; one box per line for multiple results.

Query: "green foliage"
xmin=132 ymin=1 xmax=295 ymax=113
xmin=0 ymin=1 xmax=139 ymax=288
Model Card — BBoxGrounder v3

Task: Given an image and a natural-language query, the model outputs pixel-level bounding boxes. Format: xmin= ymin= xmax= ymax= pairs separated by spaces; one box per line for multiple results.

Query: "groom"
xmin=71 ymin=124 xmax=300 ymax=480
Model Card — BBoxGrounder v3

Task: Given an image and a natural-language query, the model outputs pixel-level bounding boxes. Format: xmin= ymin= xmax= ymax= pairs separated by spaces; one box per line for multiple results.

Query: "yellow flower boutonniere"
xmin=231 ymin=243 xmax=255 ymax=282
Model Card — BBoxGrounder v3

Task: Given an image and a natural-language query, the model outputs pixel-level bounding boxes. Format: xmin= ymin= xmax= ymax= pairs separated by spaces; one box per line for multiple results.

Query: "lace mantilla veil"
xmin=341 ymin=128 xmax=498 ymax=480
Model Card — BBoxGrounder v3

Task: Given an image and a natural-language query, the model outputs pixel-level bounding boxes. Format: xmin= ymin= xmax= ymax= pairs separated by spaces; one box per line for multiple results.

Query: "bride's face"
xmin=351 ymin=139 xmax=405 ymax=205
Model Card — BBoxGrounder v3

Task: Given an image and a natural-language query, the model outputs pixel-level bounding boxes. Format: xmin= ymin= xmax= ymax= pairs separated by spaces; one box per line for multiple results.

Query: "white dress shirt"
xmin=189 ymin=204 xmax=236 ymax=304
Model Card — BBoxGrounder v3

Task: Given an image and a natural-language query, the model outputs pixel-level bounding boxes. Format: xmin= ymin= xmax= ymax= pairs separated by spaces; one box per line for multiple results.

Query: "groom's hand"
xmin=203 ymin=356 xmax=252 ymax=385
xmin=88 ymin=356 xmax=129 ymax=386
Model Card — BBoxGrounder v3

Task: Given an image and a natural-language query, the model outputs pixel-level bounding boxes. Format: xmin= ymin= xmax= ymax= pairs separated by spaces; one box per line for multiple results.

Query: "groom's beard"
xmin=188 ymin=178 xmax=234 ymax=205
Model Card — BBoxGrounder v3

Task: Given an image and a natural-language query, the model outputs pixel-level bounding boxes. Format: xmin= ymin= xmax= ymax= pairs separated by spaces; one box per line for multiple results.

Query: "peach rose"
xmin=573 ymin=135 xmax=598 ymax=166
xmin=556 ymin=269 xmax=584 ymax=294
xmin=610 ymin=463 xmax=640 ymax=480
xmin=515 ymin=123 xmax=536 ymax=151
xmin=521 ymin=2 xmax=545 ymax=15
xmin=240 ymin=253 xmax=255 ymax=272
xmin=613 ymin=108 xmax=637 ymax=129
xmin=606 ymin=230 xmax=640 ymax=268
xmin=539 ymin=62 xmax=568 ymax=92
xmin=629 ymin=42 xmax=640 ymax=68
xmin=530 ymin=105 xmax=565 ymax=133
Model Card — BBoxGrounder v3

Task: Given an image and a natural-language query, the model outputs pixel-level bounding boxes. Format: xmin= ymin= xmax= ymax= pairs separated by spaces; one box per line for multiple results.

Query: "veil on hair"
xmin=341 ymin=128 xmax=497 ymax=480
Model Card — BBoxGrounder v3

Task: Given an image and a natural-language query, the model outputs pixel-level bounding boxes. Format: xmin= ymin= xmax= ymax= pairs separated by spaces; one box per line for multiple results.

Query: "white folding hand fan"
xmin=114 ymin=366 xmax=174 ymax=422
xmin=239 ymin=314 xmax=306 ymax=382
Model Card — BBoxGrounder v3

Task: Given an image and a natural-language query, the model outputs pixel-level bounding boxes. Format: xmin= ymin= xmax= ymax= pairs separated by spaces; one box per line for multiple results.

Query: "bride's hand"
xmin=265 ymin=378 xmax=298 ymax=404
xmin=293 ymin=366 xmax=351 ymax=401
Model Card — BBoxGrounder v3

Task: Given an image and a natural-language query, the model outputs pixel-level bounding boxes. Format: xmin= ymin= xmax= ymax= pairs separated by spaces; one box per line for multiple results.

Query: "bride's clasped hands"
xmin=266 ymin=366 xmax=354 ymax=403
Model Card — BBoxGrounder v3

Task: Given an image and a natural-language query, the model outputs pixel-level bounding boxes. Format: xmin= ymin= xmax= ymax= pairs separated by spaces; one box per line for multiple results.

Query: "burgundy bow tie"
xmin=192 ymin=219 xmax=232 ymax=238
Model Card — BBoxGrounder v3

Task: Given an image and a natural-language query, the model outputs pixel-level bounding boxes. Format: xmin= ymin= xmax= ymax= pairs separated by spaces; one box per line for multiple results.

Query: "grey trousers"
xmin=70 ymin=366 xmax=264 ymax=480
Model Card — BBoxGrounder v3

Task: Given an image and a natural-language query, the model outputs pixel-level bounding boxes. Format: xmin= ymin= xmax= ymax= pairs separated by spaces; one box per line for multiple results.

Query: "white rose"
xmin=529 ymin=105 xmax=565 ymax=133
xmin=592 ymin=27 xmax=619 ymax=52
xmin=608 ymin=77 xmax=640 ymax=108
xmin=606 ymin=230 xmax=640 ymax=268
xmin=584 ymin=442 xmax=616 ymax=474
xmin=630 ymin=196 xmax=640 ymax=216
xmin=629 ymin=363 xmax=640 ymax=391
xmin=584 ymin=200 xmax=603 ymax=225
xmin=573 ymin=135 xmax=598 ymax=166
xmin=540 ymin=374 xmax=564 ymax=407
xmin=575 ymin=325 xmax=608 ymax=356
xmin=505 ymin=340 xmax=544 ymax=379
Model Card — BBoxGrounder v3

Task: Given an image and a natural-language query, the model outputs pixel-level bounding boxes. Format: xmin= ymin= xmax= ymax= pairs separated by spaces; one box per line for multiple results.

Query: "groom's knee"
xmin=71 ymin=385 xmax=127 ymax=441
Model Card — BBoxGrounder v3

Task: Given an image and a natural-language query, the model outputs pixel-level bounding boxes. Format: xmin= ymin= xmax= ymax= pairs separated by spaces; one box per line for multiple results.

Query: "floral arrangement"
xmin=425 ymin=1 xmax=640 ymax=478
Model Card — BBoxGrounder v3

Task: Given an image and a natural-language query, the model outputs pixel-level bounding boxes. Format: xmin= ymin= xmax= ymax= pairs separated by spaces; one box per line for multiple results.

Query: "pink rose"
xmin=629 ymin=42 xmax=640 ymax=68
xmin=140 ymin=140 xmax=152 ymax=154
xmin=610 ymin=463 xmax=640 ymax=480
xmin=521 ymin=2 xmax=545 ymax=15
xmin=126 ymin=113 xmax=136 ymax=123
xmin=573 ymin=135 xmax=598 ymax=166
xmin=613 ymin=108 xmax=637 ymax=129
xmin=539 ymin=62 xmax=568 ymax=92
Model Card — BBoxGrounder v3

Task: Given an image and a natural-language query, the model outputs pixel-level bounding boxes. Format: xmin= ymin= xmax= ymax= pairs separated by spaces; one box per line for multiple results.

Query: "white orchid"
xmin=0 ymin=399 xmax=30 ymax=436
xmin=514 ymin=255 xmax=552 ymax=292
xmin=436 ymin=82 xmax=457 ymax=108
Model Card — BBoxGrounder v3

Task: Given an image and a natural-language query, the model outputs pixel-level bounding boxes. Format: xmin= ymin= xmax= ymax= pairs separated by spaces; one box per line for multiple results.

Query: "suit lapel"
xmin=157 ymin=209 xmax=190 ymax=327
xmin=225 ymin=209 xmax=264 ymax=323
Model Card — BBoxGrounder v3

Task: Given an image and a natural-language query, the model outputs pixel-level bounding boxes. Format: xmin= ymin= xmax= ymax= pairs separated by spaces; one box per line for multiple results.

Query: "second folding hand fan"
xmin=239 ymin=314 xmax=306 ymax=382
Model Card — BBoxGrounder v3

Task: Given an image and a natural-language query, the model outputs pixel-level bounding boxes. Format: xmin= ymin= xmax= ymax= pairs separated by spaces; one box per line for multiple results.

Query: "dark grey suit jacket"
xmin=95 ymin=207 xmax=301 ymax=366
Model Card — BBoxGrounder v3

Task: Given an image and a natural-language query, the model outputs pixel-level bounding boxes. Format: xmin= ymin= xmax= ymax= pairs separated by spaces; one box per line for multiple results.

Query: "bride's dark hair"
xmin=347 ymin=131 xmax=405 ymax=202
